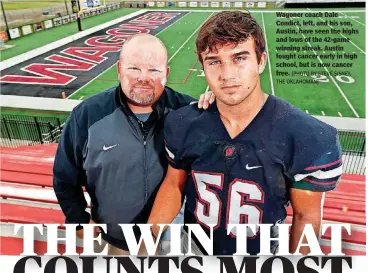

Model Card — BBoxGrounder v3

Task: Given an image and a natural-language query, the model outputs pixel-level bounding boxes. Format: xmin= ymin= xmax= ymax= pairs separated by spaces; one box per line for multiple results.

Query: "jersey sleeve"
xmin=164 ymin=108 xmax=195 ymax=171
xmin=53 ymin=110 xmax=90 ymax=225
xmin=291 ymin=133 xmax=343 ymax=192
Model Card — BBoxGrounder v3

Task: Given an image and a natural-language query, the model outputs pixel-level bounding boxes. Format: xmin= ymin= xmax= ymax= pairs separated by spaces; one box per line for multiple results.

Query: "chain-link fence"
xmin=0 ymin=114 xmax=66 ymax=147
xmin=0 ymin=113 xmax=365 ymax=175
xmin=338 ymin=130 xmax=366 ymax=175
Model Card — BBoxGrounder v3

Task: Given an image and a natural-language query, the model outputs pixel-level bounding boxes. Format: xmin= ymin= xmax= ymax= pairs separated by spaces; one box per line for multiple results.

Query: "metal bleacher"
xmin=0 ymin=144 xmax=366 ymax=255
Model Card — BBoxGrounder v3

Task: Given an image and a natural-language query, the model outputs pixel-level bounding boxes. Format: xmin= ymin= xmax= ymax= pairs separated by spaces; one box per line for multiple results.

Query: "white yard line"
xmin=290 ymin=17 xmax=359 ymax=118
xmin=321 ymin=111 xmax=326 ymax=116
xmin=339 ymin=11 xmax=366 ymax=27
xmin=305 ymin=110 xmax=309 ymax=114
xmin=68 ymin=12 xmax=192 ymax=99
xmin=205 ymin=85 xmax=210 ymax=92
xmin=261 ymin=12 xmax=275 ymax=96
xmin=307 ymin=8 xmax=365 ymax=55
xmin=338 ymin=112 xmax=343 ymax=117
xmin=168 ymin=12 xmax=214 ymax=63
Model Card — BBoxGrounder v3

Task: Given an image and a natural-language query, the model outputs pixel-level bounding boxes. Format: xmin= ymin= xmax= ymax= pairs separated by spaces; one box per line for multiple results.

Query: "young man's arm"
xmin=289 ymin=188 xmax=324 ymax=254
xmin=289 ymin=131 xmax=342 ymax=254
xmin=148 ymin=165 xmax=188 ymax=237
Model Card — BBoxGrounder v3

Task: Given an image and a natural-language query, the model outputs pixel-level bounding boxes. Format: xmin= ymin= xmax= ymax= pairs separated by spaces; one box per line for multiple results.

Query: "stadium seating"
xmin=0 ymin=144 xmax=366 ymax=255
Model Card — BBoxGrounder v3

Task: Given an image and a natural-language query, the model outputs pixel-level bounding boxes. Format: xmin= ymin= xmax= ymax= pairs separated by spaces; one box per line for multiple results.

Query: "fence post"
xmin=56 ymin=118 xmax=62 ymax=134
xmin=2 ymin=117 xmax=12 ymax=141
xmin=0 ymin=0 xmax=11 ymax=41
xmin=361 ymin=138 xmax=365 ymax=153
xmin=48 ymin=122 xmax=55 ymax=142
xmin=34 ymin=117 xmax=44 ymax=144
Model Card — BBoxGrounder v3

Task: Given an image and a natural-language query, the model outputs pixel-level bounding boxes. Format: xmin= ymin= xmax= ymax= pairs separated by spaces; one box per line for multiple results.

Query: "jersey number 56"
xmin=192 ymin=171 xmax=264 ymax=238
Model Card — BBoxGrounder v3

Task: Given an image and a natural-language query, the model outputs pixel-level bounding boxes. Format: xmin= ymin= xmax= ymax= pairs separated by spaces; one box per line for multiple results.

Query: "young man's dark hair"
xmin=196 ymin=11 xmax=266 ymax=64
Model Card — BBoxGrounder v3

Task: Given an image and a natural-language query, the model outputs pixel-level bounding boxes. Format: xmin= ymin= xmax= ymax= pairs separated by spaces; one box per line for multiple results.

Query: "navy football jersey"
xmin=164 ymin=95 xmax=342 ymax=255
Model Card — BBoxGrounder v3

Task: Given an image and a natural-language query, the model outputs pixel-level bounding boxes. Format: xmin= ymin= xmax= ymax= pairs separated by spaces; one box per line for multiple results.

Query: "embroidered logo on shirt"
xmin=165 ymin=146 xmax=175 ymax=159
xmin=225 ymin=147 xmax=236 ymax=157
xmin=245 ymin=164 xmax=263 ymax=170
xmin=103 ymin=144 xmax=119 ymax=151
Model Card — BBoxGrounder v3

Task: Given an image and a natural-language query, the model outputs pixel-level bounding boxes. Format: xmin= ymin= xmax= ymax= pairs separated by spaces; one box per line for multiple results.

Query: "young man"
xmin=147 ymin=11 xmax=342 ymax=255
xmin=53 ymin=34 xmax=214 ymax=255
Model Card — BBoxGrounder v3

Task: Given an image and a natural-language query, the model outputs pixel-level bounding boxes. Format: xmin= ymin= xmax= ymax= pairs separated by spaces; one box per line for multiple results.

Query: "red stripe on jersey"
xmin=304 ymin=158 xmax=342 ymax=171
xmin=303 ymin=177 xmax=339 ymax=185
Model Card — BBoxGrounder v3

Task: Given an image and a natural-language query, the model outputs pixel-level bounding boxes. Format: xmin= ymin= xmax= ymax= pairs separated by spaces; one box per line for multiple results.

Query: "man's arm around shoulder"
xmin=165 ymin=86 xmax=215 ymax=109
xmin=165 ymin=86 xmax=196 ymax=109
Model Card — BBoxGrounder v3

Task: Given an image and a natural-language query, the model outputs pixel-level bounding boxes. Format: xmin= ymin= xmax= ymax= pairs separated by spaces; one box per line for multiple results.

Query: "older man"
xmin=53 ymin=34 xmax=213 ymax=255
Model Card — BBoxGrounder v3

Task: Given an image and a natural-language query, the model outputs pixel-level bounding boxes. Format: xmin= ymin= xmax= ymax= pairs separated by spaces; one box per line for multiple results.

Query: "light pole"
xmin=65 ymin=0 xmax=69 ymax=15
xmin=0 ymin=0 xmax=10 ymax=40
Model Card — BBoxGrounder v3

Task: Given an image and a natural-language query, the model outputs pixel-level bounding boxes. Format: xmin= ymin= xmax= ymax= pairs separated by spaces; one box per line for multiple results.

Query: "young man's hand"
xmin=198 ymin=90 xmax=216 ymax=109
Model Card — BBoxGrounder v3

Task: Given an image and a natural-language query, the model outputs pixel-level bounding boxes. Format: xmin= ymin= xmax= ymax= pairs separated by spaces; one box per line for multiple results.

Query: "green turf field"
xmin=3 ymin=0 xmax=65 ymax=10
xmin=67 ymin=9 xmax=365 ymax=118
xmin=267 ymin=9 xmax=365 ymax=118
xmin=1 ymin=8 xmax=140 ymax=60
xmin=1 ymin=9 xmax=365 ymax=118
